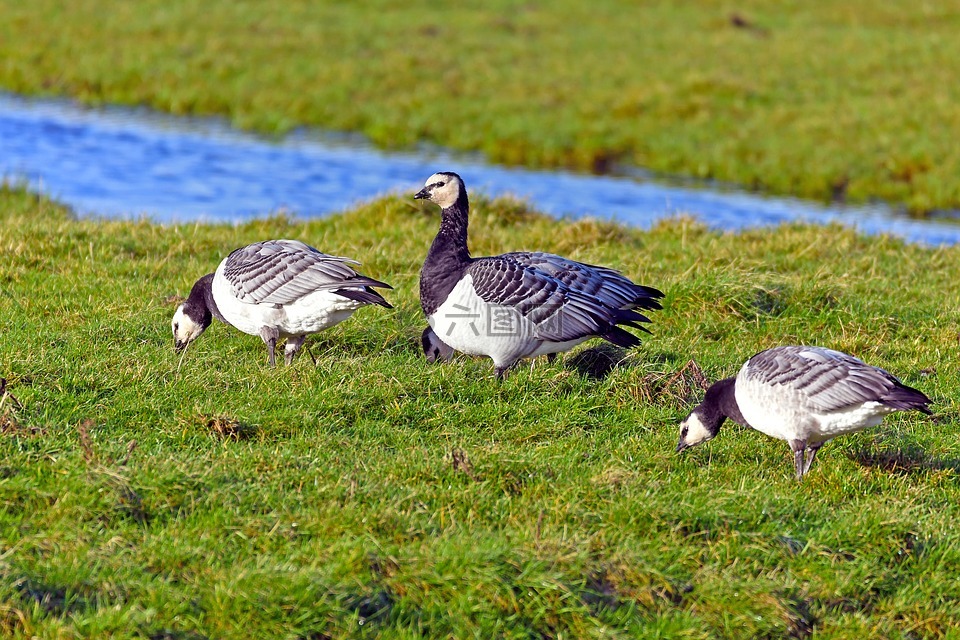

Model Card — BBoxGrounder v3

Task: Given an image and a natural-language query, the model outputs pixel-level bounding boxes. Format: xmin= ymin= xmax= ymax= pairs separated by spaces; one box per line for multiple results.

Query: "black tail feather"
xmin=629 ymin=298 xmax=663 ymax=312
xmin=334 ymin=287 xmax=393 ymax=308
xmin=601 ymin=326 xmax=642 ymax=349
xmin=616 ymin=321 xmax=653 ymax=335
xmin=640 ymin=285 xmax=665 ymax=299
xmin=633 ymin=285 xmax=665 ymax=300
xmin=614 ymin=309 xmax=653 ymax=325
xmin=883 ymin=383 xmax=933 ymax=414
xmin=351 ymin=276 xmax=393 ymax=291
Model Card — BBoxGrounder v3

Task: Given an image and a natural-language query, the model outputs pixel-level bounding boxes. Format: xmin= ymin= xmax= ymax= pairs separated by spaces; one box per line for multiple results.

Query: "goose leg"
xmin=285 ymin=335 xmax=306 ymax=365
xmin=494 ymin=360 xmax=518 ymax=380
xmin=259 ymin=327 xmax=280 ymax=367
xmin=494 ymin=357 xmax=521 ymax=380
xmin=546 ymin=353 xmax=557 ymax=364
xmin=790 ymin=439 xmax=807 ymax=481
xmin=802 ymin=443 xmax=823 ymax=477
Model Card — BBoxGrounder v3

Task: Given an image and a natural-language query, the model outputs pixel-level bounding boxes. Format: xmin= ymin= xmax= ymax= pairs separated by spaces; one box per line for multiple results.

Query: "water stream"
xmin=2 ymin=92 xmax=958 ymax=245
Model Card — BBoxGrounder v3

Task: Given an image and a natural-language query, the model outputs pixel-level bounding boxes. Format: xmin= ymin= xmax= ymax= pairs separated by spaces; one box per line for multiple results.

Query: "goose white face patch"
xmin=172 ymin=305 xmax=205 ymax=348
xmin=422 ymin=173 xmax=462 ymax=209
xmin=677 ymin=412 xmax=714 ymax=449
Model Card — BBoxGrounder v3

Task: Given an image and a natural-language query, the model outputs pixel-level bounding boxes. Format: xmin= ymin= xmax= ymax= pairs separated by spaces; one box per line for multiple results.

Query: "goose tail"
xmin=883 ymin=383 xmax=933 ymax=415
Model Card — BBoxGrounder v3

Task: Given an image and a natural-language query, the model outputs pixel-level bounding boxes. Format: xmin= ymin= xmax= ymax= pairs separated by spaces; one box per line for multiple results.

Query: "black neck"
xmin=186 ymin=273 xmax=227 ymax=327
xmin=708 ymin=377 xmax=748 ymax=428
xmin=420 ymin=193 xmax=472 ymax=315
xmin=429 ymin=193 xmax=471 ymax=263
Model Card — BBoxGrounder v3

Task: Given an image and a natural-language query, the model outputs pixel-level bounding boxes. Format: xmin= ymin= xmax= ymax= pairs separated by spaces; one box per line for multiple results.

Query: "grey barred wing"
xmin=222 ymin=240 xmax=390 ymax=305
xmin=503 ymin=251 xmax=663 ymax=312
xmin=742 ymin=346 xmax=906 ymax=413
xmin=465 ymin=257 xmax=623 ymax=342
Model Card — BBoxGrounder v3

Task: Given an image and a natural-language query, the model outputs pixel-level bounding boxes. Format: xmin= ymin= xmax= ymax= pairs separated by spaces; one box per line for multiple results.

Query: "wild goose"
xmin=675 ymin=345 xmax=932 ymax=480
xmin=415 ymin=171 xmax=663 ymax=378
xmin=419 ymin=250 xmax=664 ymax=365
xmin=172 ymin=239 xmax=392 ymax=366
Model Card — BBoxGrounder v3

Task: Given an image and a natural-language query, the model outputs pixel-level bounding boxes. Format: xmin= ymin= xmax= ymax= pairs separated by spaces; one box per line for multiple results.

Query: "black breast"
xmin=420 ymin=251 xmax=469 ymax=316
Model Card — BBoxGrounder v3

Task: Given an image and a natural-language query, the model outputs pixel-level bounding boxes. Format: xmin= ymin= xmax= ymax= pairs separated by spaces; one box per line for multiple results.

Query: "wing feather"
xmin=466 ymin=257 xmax=626 ymax=343
xmin=742 ymin=346 xmax=915 ymax=413
xmin=504 ymin=251 xmax=663 ymax=311
xmin=223 ymin=239 xmax=391 ymax=305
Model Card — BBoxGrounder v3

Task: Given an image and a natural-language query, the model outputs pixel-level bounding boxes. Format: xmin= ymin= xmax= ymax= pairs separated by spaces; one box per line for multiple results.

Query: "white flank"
xmin=735 ymin=372 xmax=893 ymax=445
xmin=211 ymin=260 xmax=365 ymax=340
xmin=429 ymin=275 xmax=541 ymax=369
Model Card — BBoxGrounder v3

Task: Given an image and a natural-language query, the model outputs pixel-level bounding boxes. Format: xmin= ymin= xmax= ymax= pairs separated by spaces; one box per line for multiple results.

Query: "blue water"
xmin=2 ymin=92 xmax=959 ymax=245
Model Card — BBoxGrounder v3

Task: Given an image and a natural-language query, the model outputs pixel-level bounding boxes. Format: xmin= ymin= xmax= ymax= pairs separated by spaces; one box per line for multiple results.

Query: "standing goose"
xmin=420 ymin=250 xmax=664 ymax=365
xmin=415 ymin=171 xmax=663 ymax=378
xmin=172 ymin=239 xmax=392 ymax=366
xmin=675 ymin=345 xmax=932 ymax=480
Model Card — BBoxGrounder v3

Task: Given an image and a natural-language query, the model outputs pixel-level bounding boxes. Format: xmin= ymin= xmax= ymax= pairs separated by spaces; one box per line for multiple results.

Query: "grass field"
xmin=1 ymin=1 xmax=959 ymax=212
xmin=1 ymin=183 xmax=959 ymax=638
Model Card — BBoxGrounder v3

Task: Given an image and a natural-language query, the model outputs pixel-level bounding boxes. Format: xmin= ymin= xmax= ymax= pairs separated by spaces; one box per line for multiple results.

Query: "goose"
xmin=675 ymin=345 xmax=932 ymax=480
xmin=415 ymin=171 xmax=663 ymax=378
xmin=419 ymin=250 xmax=664 ymax=365
xmin=172 ymin=239 xmax=392 ymax=366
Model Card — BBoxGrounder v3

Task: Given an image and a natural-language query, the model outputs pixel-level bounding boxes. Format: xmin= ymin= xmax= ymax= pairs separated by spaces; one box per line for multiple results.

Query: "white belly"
xmin=529 ymin=337 xmax=590 ymax=357
xmin=212 ymin=270 xmax=363 ymax=338
xmin=429 ymin=275 xmax=541 ymax=368
xmin=806 ymin=403 xmax=890 ymax=442
xmin=735 ymin=375 xmax=893 ymax=444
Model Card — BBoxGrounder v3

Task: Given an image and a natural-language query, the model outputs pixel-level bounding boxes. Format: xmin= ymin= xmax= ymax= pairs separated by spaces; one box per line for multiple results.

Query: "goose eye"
xmin=437 ymin=181 xmax=445 ymax=187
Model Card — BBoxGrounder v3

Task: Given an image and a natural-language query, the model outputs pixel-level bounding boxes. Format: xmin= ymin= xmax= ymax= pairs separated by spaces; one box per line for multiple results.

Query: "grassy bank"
xmin=1 ymin=184 xmax=959 ymax=637
xmin=1 ymin=1 xmax=959 ymax=212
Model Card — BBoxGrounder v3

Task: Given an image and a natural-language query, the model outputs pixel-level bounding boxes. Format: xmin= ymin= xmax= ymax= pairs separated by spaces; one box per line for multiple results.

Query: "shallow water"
xmin=2 ymin=92 xmax=959 ymax=245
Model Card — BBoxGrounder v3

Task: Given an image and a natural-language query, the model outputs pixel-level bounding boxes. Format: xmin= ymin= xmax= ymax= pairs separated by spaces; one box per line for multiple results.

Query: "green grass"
xmin=2 ymin=183 xmax=960 ymax=637
xmin=2 ymin=1 xmax=960 ymax=212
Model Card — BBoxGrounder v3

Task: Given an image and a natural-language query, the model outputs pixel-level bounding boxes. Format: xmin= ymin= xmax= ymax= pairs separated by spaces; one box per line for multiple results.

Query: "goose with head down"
xmin=172 ymin=239 xmax=392 ymax=366
xmin=675 ymin=345 xmax=932 ymax=480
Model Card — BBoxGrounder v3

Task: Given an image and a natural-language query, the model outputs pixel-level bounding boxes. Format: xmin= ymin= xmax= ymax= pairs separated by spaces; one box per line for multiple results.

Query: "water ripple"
xmin=2 ymin=92 xmax=959 ymax=245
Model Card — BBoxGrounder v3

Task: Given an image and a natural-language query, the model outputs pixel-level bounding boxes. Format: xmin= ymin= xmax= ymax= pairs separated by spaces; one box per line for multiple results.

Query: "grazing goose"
xmin=419 ymin=250 xmax=664 ymax=365
xmin=415 ymin=171 xmax=663 ymax=378
xmin=172 ymin=239 xmax=392 ymax=366
xmin=675 ymin=345 xmax=932 ymax=480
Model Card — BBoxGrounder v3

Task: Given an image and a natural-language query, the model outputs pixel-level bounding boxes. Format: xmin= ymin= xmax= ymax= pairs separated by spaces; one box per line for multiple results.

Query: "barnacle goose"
xmin=172 ymin=239 xmax=392 ymax=366
xmin=415 ymin=171 xmax=663 ymax=378
xmin=675 ymin=345 xmax=932 ymax=480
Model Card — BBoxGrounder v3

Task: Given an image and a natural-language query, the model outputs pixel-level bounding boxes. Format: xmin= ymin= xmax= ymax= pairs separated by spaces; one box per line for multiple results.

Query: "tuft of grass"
xmin=2 ymin=183 xmax=960 ymax=636
xmin=194 ymin=414 xmax=261 ymax=442
xmin=1 ymin=2 xmax=960 ymax=212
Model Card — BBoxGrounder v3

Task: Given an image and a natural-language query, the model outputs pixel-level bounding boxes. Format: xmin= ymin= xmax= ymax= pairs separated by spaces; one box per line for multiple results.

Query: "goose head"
xmin=172 ymin=274 xmax=214 ymax=352
xmin=675 ymin=408 xmax=722 ymax=452
xmin=421 ymin=326 xmax=455 ymax=363
xmin=414 ymin=172 xmax=466 ymax=210
xmin=675 ymin=378 xmax=735 ymax=452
